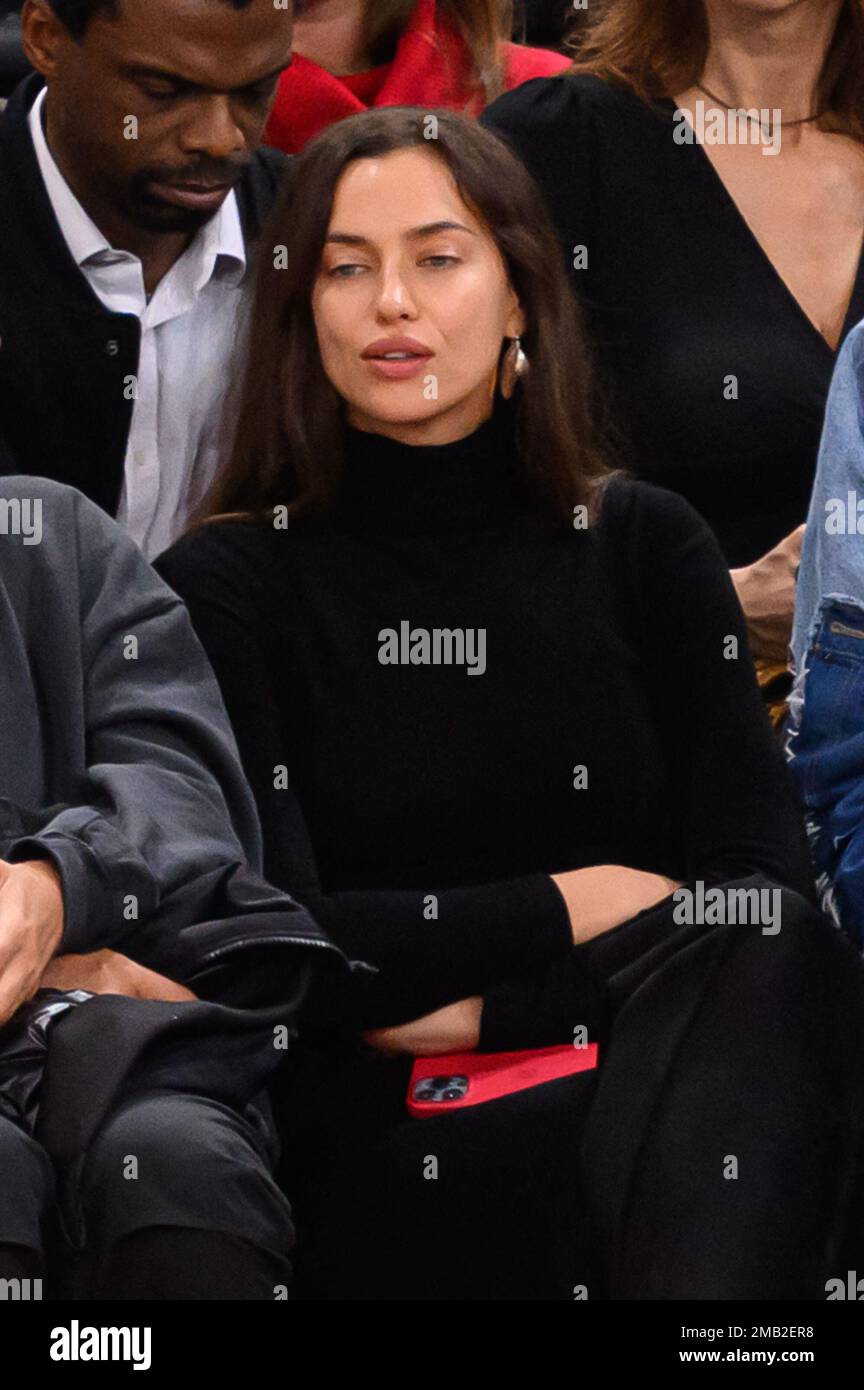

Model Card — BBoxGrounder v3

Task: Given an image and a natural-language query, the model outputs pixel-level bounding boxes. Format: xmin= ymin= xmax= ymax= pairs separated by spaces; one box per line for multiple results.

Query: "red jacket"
xmin=265 ymin=0 xmax=570 ymax=154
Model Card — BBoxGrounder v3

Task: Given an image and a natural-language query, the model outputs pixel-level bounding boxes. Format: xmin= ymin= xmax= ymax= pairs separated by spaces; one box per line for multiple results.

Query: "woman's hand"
xmin=550 ymin=865 xmax=681 ymax=946
xmin=40 ymin=949 xmax=197 ymax=1002
xmin=0 ymin=858 xmax=65 ymax=1027
xmin=730 ymin=524 xmax=805 ymax=665
xmin=363 ymin=996 xmax=483 ymax=1057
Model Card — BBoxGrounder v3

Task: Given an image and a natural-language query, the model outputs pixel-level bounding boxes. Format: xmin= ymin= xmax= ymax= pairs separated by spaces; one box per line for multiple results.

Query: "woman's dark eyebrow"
xmin=325 ymin=222 xmax=477 ymax=246
xmin=325 ymin=234 xmax=370 ymax=246
xmin=408 ymin=221 xmax=477 ymax=238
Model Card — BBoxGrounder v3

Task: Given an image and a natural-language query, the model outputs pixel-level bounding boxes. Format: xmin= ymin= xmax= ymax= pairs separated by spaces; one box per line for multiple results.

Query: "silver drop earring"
xmin=500 ymin=336 xmax=528 ymax=399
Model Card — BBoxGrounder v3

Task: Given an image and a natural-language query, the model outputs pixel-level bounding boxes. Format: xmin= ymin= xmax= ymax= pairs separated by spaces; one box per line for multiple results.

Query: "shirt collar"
xmin=28 ymin=87 xmax=247 ymax=286
xmin=191 ymin=173 xmax=247 ymax=291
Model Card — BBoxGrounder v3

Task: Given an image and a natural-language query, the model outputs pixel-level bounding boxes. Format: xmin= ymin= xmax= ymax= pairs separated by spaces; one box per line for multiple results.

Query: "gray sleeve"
xmin=7 ymin=491 xmax=267 ymax=955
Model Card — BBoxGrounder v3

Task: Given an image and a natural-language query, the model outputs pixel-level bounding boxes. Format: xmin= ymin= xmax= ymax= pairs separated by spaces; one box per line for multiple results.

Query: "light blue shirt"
xmin=791 ymin=317 xmax=864 ymax=672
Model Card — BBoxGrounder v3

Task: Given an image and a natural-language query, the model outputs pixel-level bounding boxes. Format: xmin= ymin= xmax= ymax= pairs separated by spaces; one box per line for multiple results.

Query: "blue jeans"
xmin=788 ymin=594 xmax=864 ymax=948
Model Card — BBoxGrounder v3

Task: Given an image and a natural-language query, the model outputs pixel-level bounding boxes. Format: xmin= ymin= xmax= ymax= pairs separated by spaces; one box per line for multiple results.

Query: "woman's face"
xmin=311 ymin=147 xmax=525 ymax=444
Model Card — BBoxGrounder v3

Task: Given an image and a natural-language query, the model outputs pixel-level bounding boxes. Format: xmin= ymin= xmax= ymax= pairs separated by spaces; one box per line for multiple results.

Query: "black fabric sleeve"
xmin=477 ymin=945 xmax=611 ymax=1053
xmin=155 ymin=529 xmax=574 ymax=1033
xmin=613 ymin=479 xmax=814 ymax=896
xmin=480 ymin=74 xmax=596 ymax=282
xmin=478 ymin=482 xmax=816 ymax=1053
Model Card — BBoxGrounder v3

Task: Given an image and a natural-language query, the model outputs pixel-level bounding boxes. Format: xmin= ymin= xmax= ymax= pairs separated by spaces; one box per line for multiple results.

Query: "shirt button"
xmin=105 ymin=339 xmax=120 ymax=356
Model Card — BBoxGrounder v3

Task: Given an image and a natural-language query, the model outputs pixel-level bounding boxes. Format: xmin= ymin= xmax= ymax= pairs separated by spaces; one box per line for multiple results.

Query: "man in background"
xmin=0 ymin=0 xmax=293 ymax=557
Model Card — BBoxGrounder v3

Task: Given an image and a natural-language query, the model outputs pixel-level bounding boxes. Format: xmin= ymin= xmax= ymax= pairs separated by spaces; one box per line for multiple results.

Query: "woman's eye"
xmin=327 ymin=264 xmax=366 ymax=278
xmin=420 ymin=255 xmax=460 ymax=269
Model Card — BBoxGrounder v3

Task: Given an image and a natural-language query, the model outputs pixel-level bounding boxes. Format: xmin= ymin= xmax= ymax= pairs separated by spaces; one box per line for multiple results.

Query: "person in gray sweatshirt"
xmin=0 ymin=462 xmax=347 ymax=1299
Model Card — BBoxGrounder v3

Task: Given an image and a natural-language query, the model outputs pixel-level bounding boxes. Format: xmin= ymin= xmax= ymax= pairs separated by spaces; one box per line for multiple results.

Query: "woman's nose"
xmin=374 ymin=270 xmax=417 ymax=319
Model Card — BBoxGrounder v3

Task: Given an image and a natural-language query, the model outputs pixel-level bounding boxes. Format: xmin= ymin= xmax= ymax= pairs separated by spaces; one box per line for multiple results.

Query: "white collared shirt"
xmin=29 ymin=87 xmax=247 ymax=559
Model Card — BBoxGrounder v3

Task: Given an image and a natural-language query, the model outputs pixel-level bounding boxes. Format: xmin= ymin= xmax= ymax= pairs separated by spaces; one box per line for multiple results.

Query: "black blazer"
xmin=0 ymin=75 xmax=288 ymax=516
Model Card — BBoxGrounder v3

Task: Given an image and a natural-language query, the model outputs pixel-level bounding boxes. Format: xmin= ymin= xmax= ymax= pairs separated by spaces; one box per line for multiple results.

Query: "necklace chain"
xmin=696 ymin=82 xmax=824 ymax=128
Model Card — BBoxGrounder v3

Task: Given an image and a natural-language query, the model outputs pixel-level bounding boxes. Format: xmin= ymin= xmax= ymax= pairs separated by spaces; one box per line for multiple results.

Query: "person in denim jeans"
xmin=789 ymin=319 xmax=864 ymax=947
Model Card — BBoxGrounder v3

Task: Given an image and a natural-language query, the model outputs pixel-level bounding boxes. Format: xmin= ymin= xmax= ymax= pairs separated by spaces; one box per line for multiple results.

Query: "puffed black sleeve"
xmin=480 ymin=73 xmax=601 ymax=283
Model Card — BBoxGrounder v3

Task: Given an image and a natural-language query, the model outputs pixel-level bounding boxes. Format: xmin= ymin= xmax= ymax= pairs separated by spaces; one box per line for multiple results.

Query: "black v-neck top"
xmin=156 ymin=407 xmax=812 ymax=1031
xmin=482 ymin=74 xmax=864 ymax=566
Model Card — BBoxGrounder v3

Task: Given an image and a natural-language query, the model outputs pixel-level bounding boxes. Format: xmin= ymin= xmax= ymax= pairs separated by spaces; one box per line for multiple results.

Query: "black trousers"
xmin=277 ymin=880 xmax=864 ymax=1300
xmin=0 ymin=1091 xmax=294 ymax=1298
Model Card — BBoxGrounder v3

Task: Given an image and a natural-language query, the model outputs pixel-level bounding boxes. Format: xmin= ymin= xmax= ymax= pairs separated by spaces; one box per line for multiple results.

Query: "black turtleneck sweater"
xmin=155 ymin=409 xmax=812 ymax=1029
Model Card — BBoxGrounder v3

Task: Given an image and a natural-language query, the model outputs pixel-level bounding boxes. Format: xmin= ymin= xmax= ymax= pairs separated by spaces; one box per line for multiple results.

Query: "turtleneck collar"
xmin=334 ymin=399 xmax=530 ymax=535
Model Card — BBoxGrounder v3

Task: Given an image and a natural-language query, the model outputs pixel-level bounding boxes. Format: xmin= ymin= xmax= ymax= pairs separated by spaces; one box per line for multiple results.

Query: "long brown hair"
xmin=365 ymin=0 xmax=514 ymax=105
xmin=195 ymin=107 xmax=610 ymax=529
xmin=568 ymin=0 xmax=864 ymax=141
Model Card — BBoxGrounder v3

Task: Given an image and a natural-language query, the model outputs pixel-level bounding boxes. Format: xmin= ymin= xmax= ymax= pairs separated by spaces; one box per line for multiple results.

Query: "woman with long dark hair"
xmin=156 ymin=108 xmax=864 ymax=1300
xmin=482 ymin=0 xmax=864 ymax=686
xmin=265 ymin=0 xmax=569 ymax=153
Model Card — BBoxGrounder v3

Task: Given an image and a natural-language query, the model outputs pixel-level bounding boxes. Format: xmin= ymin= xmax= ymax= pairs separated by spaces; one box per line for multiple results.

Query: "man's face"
xmin=24 ymin=0 xmax=293 ymax=234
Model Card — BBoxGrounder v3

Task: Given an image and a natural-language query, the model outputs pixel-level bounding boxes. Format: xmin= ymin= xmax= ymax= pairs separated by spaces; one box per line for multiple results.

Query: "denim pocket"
xmin=788 ymin=596 xmax=864 ymax=944
xmin=793 ymin=597 xmax=864 ymax=796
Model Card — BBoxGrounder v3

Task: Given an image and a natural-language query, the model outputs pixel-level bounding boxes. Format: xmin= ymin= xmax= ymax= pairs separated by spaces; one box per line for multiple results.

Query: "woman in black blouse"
xmin=482 ymin=0 xmax=864 ymax=666
xmin=157 ymin=108 xmax=864 ymax=1300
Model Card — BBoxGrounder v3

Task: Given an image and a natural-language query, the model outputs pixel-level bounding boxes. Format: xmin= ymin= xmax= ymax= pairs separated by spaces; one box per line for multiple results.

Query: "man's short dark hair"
xmin=48 ymin=0 xmax=255 ymax=41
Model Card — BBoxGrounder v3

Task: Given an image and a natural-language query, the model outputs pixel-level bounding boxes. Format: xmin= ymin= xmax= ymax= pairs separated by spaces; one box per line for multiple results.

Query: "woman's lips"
xmin=363 ymin=353 xmax=434 ymax=381
xmin=147 ymin=180 xmax=233 ymax=213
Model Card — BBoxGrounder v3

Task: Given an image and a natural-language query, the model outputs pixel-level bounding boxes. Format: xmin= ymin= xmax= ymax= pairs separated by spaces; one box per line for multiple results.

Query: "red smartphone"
xmin=407 ymin=1042 xmax=599 ymax=1117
